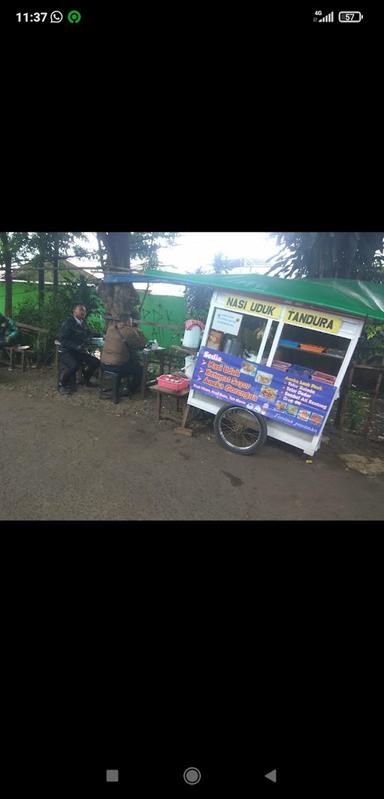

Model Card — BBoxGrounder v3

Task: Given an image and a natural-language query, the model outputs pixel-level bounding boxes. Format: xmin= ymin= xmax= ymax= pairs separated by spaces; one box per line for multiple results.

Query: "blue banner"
xmin=190 ymin=347 xmax=337 ymax=435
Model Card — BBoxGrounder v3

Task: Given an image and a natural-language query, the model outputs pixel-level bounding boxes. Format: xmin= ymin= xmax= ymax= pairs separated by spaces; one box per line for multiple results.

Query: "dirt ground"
xmin=1 ymin=365 xmax=383 ymax=520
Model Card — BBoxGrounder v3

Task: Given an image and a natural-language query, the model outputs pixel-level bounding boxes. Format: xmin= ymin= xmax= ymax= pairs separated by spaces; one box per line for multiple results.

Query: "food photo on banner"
xmin=190 ymin=347 xmax=337 ymax=435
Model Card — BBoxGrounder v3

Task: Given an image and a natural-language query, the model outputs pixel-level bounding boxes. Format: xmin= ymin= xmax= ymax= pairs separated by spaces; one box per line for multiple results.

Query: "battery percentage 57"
xmin=338 ymin=11 xmax=363 ymax=22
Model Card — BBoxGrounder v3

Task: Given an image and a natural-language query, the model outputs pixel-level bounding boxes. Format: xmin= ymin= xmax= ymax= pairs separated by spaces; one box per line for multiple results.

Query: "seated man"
xmin=57 ymin=303 xmax=100 ymax=395
xmin=0 ymin=313 xmax=19 ymax=350
xmin=101 ymin=312 xmax=147 ymax=396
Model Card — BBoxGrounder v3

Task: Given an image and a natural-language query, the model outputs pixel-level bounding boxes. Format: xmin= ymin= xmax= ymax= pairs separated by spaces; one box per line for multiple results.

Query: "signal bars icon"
xmin=319 ymin=11 xmax=334 ymax=22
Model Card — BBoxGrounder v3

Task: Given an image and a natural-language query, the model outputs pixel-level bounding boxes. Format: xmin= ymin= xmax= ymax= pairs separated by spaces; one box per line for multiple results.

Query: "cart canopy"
xmin=103 ymin=271 xmax=384 ymax=323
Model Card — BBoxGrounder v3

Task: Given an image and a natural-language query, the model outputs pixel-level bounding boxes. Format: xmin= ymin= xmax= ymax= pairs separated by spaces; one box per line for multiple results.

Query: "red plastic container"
xmin=157 ymin=374 xmax=190 ymax=392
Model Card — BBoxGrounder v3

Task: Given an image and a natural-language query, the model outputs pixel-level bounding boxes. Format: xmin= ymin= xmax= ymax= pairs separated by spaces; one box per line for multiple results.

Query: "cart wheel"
xmin=214 ymin=405 xmax=267 ymax=455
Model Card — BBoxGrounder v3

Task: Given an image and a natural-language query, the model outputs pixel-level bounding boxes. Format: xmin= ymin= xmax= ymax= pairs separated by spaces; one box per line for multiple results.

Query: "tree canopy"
xmin=185 ymin=252 xmax=247 ymax=321
xmin=1 ymin=232 xmax=34 ymax=315
xmin=266 ymin=232 xmax=384 ymax=281
xmin=96 ymin=232 xmax=178 ymax=272
xmin=1 ymin=231 xmax=178 ymax=317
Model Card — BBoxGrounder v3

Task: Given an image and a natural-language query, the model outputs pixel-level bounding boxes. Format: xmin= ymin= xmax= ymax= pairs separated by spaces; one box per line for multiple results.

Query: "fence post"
xmin=334 ymin=364 xmax=355 ymax=430
xmin=363 ymin=371 xmax=383 ymax=437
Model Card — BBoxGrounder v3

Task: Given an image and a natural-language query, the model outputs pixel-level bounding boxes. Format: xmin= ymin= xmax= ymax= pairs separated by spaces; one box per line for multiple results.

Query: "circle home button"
xmin=183 ymin=767 xmax=202 ymax=785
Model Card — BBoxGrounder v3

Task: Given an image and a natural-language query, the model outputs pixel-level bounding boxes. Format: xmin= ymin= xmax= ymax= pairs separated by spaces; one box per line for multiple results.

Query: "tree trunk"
xmin=331 ymin=236 xmax=338 ymax=278
xmin=100 ymin=231 xmax=131 ymax=271
xmin=1 ymin=232 xmax=12 ymax=316
xmin=97 ymin=233 xmax=105 ymax=272
xmin=319 ymin=246 xmax=325 ymax=278
xmin=53 ymin=233 xmax=59 ymax=296
xmin=97 ymin=232 xmax=139 ymax=319
xmin=38 ymin=236 xmax=46 ymax=309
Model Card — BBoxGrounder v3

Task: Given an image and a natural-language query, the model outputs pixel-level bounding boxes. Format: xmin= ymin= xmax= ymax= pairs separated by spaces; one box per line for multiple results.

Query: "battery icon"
xmin=338 ymin=11 xmax=363 ymax=22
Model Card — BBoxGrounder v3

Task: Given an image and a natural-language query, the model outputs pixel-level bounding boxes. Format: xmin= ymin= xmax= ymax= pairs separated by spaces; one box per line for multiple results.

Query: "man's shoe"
xmin=58 ymin=385 xmax=71 ymax=395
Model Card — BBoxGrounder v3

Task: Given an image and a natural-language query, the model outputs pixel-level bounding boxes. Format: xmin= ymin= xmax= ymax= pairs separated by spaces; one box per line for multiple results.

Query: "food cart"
xmin=103 ymin=271 xmax=384 ymax=456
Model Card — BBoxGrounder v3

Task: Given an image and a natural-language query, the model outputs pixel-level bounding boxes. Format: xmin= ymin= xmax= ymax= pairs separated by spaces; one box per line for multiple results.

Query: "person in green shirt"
xmin=0 ymin=314 xmax=19 ymax=349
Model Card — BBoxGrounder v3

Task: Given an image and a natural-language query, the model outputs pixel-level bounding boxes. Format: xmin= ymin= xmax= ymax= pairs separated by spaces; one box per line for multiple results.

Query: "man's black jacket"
xmin=58 ymin=316 xmax=92 ymax=354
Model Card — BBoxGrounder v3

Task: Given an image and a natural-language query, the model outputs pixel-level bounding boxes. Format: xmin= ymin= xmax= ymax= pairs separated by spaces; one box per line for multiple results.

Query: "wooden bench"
xmin=1 ymin=345 xmax=34 ymax=371
xmin=149 ymin=384 xmax=193 ymax=435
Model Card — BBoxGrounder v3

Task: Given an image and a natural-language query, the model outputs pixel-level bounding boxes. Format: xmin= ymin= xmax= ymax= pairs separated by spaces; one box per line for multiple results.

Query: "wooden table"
xmin=140 ymin=347 xmax=169 ymax=399
xmin=170 ymin=345 xmax=199 ymax=354
xmin=170 ymin=345 xmax=199 ymax=361
xmin=149 ymin=385 xmax=192 ymax=433
xmin=55 ymin=339 xmax=104 ymax=367
xmin=168 ymin=345 xmax=199 ymax=375
xmin=55 ymin=342 xmax=168 ymax=397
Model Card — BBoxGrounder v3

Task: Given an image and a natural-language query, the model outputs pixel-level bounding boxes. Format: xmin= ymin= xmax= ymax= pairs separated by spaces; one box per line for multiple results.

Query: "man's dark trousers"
xmin=59 ymin=350 xmax=100 ymax=388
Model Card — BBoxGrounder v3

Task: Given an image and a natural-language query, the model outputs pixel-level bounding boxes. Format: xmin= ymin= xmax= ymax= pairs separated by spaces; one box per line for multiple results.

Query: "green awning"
xmin=104 ymin=270 xmax=384 ymax=323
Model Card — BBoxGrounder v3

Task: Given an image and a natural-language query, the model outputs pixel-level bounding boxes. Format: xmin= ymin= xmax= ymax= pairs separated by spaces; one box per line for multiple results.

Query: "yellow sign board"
xmin=283 ymin=306 xmax=342 ymax=334
xmin=215 ymin=294 xmax=343 ymax=333
xmin=217 ymin=294 xmax=282 ymax=320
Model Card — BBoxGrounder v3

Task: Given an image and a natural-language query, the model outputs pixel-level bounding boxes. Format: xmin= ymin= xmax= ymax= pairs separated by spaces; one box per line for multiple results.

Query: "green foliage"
xmin=27 ymin=232 xmax=90 ymax=262
xmin=133 ymin=232 xmax=178 ymax=269
xmin=86 ymin=313 xmax=106 ymax=336
xmin=14 ymin=278 xmax=105 ymax=362
xmin=365 ymin=322 xmax=384 ymax=341
xmin=266 ymin=232 xmax=384 ymax=280
xmin=184 ymin=266 xmax=212 ymax=322
xmin=346 ymin=389 xmax=370 ymax=432
xmin=1 ymin=232 xmax=90 ymax=274
xmin=0 ymin=232 xmax=31 ymax=265
xmin=1 ymin=232 xmax=95 ymax=316
xmin=355 ymin=324 xmax=384 ymax=364
xmin=185 ymin=284 xmax=212 ymax=323
xmin=184 ymin=253 xmax=244 ymax=322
